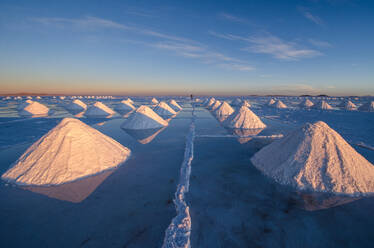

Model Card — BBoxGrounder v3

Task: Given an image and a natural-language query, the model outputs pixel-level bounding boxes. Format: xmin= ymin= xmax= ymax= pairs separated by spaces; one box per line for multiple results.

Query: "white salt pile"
xmin=224 ymin=106 xmax=267 ymax=129
xmin=313 ymin=100 xmax=333 ymax=110
xmin=205 ymin=97 xmax=216 ymax=107
xmin=1 ymin=118 xmax=131 ymax=186
xmin=115 ymin=100 xmax=135 ymax=112
xmin=19 ymin=101 xmax=49 ymax=116
xmin=251 ymin=121 xmax=374 ymax=195
xmin=273 ymin=100 xmax=287 ymax=109
xmin=168 ymin=99 xmax=182 ymax=111
xmin=267 ymin=98 xmax=276 ymax=106
xmin=241 ymin=100 xmax=251 ymax=108
xmin=299 ymin=99 xmax=314 ymax=108
xmin=153 ymin=101 xmax=177 ymax=116
xmin=126 ymin=98 xmax=134 ymax=104
xmin=341 ymin=100 xmax=357 ymax=110
xmin=358 ymin=101 xmax=374 ymax=112
xmin=85 ymin=102 xmax=116 ymax=117
xmin=17 ymin=99 xmax=34 ymax=110
xmin=214 ymin=101 xmax=234 ymax=117
xmin=66 ymin=99 xmax=87 ymax=111
xmin=231 ymin=98 xmax=242 ymax=106
xmin=121 ymin=105 xmax=168 ymax=129
xmin=210 ymin=100 xmax=222 ymax=111
xmin=151 ymin=97 xmax=159 ymax=104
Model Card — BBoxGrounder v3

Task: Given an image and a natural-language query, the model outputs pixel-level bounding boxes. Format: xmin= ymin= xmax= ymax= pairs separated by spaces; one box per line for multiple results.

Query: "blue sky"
xmin=0 ymin=0 xmax=373 ymax=95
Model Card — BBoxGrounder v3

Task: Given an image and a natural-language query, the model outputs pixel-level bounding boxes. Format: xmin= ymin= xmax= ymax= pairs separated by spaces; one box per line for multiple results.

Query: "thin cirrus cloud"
xmin=298 ymin=7 xmax=324 ymax=26
xmin=209 ymin=31 xmax=322 ymax=60
xmin=31 ymin=16 xmax=254 ymax=71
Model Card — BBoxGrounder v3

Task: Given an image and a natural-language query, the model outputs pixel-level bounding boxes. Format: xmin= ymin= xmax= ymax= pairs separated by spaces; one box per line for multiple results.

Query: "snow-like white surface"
xmin=251 ymin=121 xmax=374 ymax=195
xmin=299 ymin=99 xmax=314 ymax=108
xmin=153 ymin=101 xmax=177 ymax=116
xmin=65 ymin=99 xmax=87 ymax=111
xmin=241 ymin=100 xmax=251 ymax=108
xmin=151 ymin=97 xmax=159 ymax=104
xmin=358 ymin=101 xmax=374 ymax=112
xmin=85 ymin=102 xmax=116 ymax=117
xmin=1 ymin=118 xmax=131 ymax=186
xmin=341 ymin=100 xmax=357 ymax=110
xmin=313 ymin=100 xmax=333 ymax=110
xmin=268 ymin=98 xmax=276 ymax=106
xmin=19 ymin=101 xmax=49 ymax=116
xmin=273 ymin=100 xmax=287 ymax=109
xmin=205 ymin=97 xmax=216 ymax=107
xmin=121 ymin=105 xmax=168 ymax=130
xmin=224 ymin=106 xmax=267 ymax=129
xmin=214 ymin=101 xmax=234 ymax=117
xmin=210 ymin=100 xmax=221 ymax=111
xmin=17 ymin=100 xmax=34 ymax=110
xmin=168 ymin=99 xmax=183 ymax=111
xmin=115 ymin=100 xmax=135 ymax=111
xmin=126 ymin=98 xmax=134 ymax=104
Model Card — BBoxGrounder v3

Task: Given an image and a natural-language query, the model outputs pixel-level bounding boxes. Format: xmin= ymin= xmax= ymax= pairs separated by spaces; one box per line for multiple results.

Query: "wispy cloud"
xmin=210 ymin=31 xmax=322 ymax=60
xmin=298 ymin=7 xmax=324 ymax=26
xmin=219 ymin=13 xmax=247 ymax=24
xmin=308 ymin=39 xmax=332 ymax=48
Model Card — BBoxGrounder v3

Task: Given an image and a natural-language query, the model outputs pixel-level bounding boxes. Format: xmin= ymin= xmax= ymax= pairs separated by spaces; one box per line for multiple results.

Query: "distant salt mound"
xmin=168 ymin=99 xmax=182 ymax=111
xmin=210 ymin=100 xmax=221 ymax=111
xmin=36 ymin=96 xmax=41 ymax=100
xmin=313 ymin=100 xmax=333 ymax=110
xmin=341 ymin=100 xmax=357 ymax=110
xmin=66 ymin=99 xmax=87 ymax=111
xmin=17 ymin=99 xmax=34 ymax=110
xmin=154 ymin=101 xmax=177 ymax=116
xmin=215 ymin=101 xmax=234 ymax=117
xmin=251 ymin=121 xmax=374 ymax=195
xmin=85 ymin=102 xmax=116 ymax=117
xmin=115 ymin=100 xmax=135 ymax=112
xmin=126 ymin=98 xmax=134 ymax=104
xmin=151 ymin=98 xmax=159 ymax=104
xmin=224 ymin=106 xmax=267 ymax=129
xmin=273 ymin=100 xmax=287 ymax=109
xmin=299 ymin=99 xmax=314 ymax=108
xmin=358 ymin=101 xmax=374 ymax=112
xmin=1 ymin=118 xmax=131 ymax=186
xmin=205 ymin=97 xmax=216 ymax=107
xmin=19 ymin=101 xmax=49 ymax=116
xmin=121 ymin=105 xmax=168 ymax=130
xmin=241 ymin=100 xmax=251 ymax=108
xmin=267 ymin=99 xmax=276 ymax=106
xmin=231 ymin=98 xmax=242 ymax=106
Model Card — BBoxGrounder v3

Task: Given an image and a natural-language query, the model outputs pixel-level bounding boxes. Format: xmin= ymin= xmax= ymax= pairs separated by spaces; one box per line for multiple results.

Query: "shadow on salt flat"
xmin=121 ymin=127 xmax=167 ymax=144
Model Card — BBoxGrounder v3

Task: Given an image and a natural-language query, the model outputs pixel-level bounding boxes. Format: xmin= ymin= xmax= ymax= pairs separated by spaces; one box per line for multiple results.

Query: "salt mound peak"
xmin=115 ymin=100 xmax=135 ymax=111
xmin=251 ymin=121 xmax=374 ymax=195
xmin=342 ymin=100 xmax=357 ymax=110
xmin=206 ymin=97 xmax=216 ymax=107
xmin=313 ymin=100 xmax=333 ymax=110
xmin=358 ymin=101 xmax=374 ymax=112
xmin=126 ymin=98 xmax=134 ymax=104
xmin=17 ymin=99 xmax=34 ymax=110
xmin=19 ymin=101 xmax=49 ymax=116
xmin=299 ymin=99 xmax=314 ymax=108
xmin=273 ymin=100 xmax=287 ymax=109
xmin=66 ymin=99 xmax=87 ymax=111
xmin=210 ymin=100 xmax=221 ymax=111
xmin=154 ymin=101 xmax=177 ymax=116
xmin=224 ymin=106 xmax=267 ymax=129
xmin=268 ymin=98 xmax=276 ymax=106
xmin=168 ymin=99 xmax=182 ymax=111
xmin=231 ymin=98 xmax=242 ymax=106
xmin=151 ymin=97 xmax=159 ymax=104
xmin=1 ymin=118 xmax=131 ymax=186
xmin=215 ymin=101 xmax=234 ymax=116
xmin=121 ymin=105 xmax=168 ymax=130
xmin=241 ymin=100 xmax=251 ymax=108
xmin=85 ymin=102 xmax=116 ymax=117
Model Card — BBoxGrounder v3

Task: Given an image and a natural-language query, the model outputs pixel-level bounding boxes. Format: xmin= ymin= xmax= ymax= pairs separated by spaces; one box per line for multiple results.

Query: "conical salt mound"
xmin=224 ymin=106 xmax=267 ymax=129
xmin=85 ymin=102 xmax=116 ymax=117
xmin=168 ymin=99 xmax=182 ymax=111
xmin=205 ymin=98 xmax=216 ymax=107
xmin=121 ymin=105 xmax=168 ymax=130
xmin=215 ymin=101 xmax=234 ymax=116
xmin=251 ymin=121 xmax=374 ymax=195
xmin=126 ymin=98 xmax=134 ymax=104
xmin=153 ymin=101 xmax=177 ymax=116
xmin=241 ymin=100 xmax=251 ymax=108
xmin=66 ymin=99 xmax=87 ymax=111
xmin=273 ymin=100 xmax=287 ymax=109
xmin=267 ymin=98 xmax=276 ymax=106
xmin=210 ymin=100 xmax=221 ymax=111
xmin=341 ymin=100 xmax=357 ymax=110
xmin=115 ymin=100 xmax=135 ymax=112
xmin=19 ymin=101 xmax=49 ymax=116
xmin=313 ymin=100 xmax=333 ymax=110
xmin=358 ymin=101 xmax=374 ymax=112
xmin=231 ymin=98 xmax=242 ymax=106
xmin=17 ymin=99 xmax=34 ymax=110
xmin=299 ymin=99 xmax=314 ymax=108
xmin=151 ymin=98 xmax=159 ymax=104
xmin=1 ymin=118 xmax=131 ymax=186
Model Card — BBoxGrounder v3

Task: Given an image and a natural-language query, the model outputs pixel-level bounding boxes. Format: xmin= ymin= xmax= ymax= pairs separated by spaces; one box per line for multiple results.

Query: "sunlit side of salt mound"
xmin=151 ymin=97 xmax=159 ymax=104
xmin=273 ymin=100 xmax=287 ymax=109
xmin=154 ymin=101 xmax=177 ymax=116
xmin=121 ymin=105 xmax=168 ymax=130
xmin=251 ymin=121 xmax=374 ymax=195
xmin=313 ymin=100 xmax=333 ymax=110
xmin=210 ymin=100 xmax=221 ymax=111
xmin=241 ymin=100 xmax=251 ymax=108
xmin=66 ymin=99 xmax=87 ymax=111
xmin=299 ymin=99 xmax=314 ymax=108
xmin=85 ymin=102 xmax=116 ymax=117
xmin=17 ymin=99 xmax=33 ymax=110
xmin=115 ymin=100 xmax=135 ymax=112
xmin=168 ymin=99 xmax=183 ymax=111
xmin=214 ymin=101 xmax=234 ymax=117
xmin=267 ymin=98 xmax=276 ymax=106
xmin=224 ymin=106 xmax=267 ymax=129
xmin=19 ymin=101 xmax=49 ymax=116
xmin=358 ymin=101 xmax=374 ymax=112
xmin=205 ymin=97 xmax=216 ymax=107
xmin=341 ymin=100 xmax=357 ymax=110
xmin=1 ymin=118 xmax=131 ymax=186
